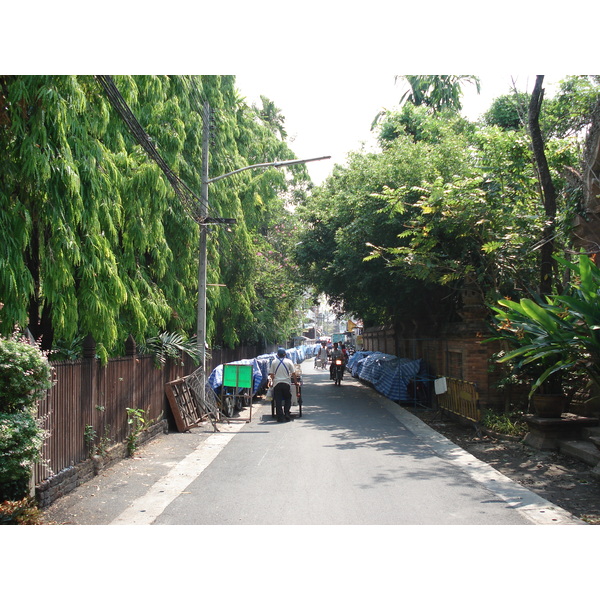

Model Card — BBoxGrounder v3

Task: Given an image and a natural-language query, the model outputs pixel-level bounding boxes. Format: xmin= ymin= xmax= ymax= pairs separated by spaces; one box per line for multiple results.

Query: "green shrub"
xmin=0 ymin=338 xmax=52 ymax=412
xmin=490 ymin=253 xmax=600 ymax=397
xmin=0 ymin=411 xmax=48 ymax=500
xmin=0 ymin=335 xmax=52 ymax=502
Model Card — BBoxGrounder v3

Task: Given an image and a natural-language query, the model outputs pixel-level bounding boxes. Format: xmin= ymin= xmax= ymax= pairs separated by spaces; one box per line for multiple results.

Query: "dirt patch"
xmin=407 ymin=408 xmax=600 ymax=524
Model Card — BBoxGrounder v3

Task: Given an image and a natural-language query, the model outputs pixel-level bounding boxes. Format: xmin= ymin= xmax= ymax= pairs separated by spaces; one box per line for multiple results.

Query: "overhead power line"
xmin=95 ymin=75 xmax=210 ymax=222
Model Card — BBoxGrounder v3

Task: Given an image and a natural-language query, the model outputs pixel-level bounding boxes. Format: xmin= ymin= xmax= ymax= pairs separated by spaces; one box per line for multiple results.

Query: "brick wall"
xmin=363 ymin=322 xmax=511 ymax=412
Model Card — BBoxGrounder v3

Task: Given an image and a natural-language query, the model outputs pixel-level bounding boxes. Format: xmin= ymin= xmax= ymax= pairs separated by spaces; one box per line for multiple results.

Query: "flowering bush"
xmin=0 ymin=338 xmax=52 ymax=412
xmin=0 ymin=333 xmax=52 ymax=502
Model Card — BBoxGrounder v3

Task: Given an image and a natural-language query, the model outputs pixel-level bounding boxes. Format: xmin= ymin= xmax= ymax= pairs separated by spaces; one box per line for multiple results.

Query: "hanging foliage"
xmin=0 ymin=75 xmax=310 ymax=359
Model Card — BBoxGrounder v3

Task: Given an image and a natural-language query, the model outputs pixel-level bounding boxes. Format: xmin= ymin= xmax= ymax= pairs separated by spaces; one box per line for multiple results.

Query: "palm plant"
xmin=490 ymin=253 xmax=600 ymax=397
xmin=138 ymin=331 xmax=201 ymax=367
xmin=398 ymin=75 xmax=481 ymax=113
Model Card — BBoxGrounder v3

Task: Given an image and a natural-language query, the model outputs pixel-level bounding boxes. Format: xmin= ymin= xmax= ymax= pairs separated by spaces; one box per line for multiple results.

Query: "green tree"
xmin=295 ymin=109 xmax=473 ymax=329
xmin=542 ymin=75 xmax=600 ymax=139
xmin=483 ymin=92 xmax=530 ymax=131
xmin=296 ymin=96 xmax=581 ymax=333
xmin=369 ymin=105 xmax=580 ymax=307
xmin=0 ymin=76 xmax=199 ymax=359
xmin=0 ymin=75 xmax=309 ymax=359
xmin=398 ymin=75 xmax=481 ymax=113
xmin=256 ymin=95 xmax=288 ymax=140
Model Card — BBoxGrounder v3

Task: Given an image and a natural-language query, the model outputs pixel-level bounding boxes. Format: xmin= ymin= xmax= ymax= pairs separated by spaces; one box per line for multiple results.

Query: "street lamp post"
xmin=197 ymin=101 xmax=211 ymax=374
xmin=197 ymin=101 xmax=330 ymax=374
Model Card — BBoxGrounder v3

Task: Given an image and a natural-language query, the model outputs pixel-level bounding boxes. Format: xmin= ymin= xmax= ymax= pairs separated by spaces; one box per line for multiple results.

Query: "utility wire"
xmin=95 ymin=75 xmax=211 ymax=222
xmin=96 ymin=75 xmax=306 ymax=253
xmin=97 ymin=75 xmax=241 ymax=253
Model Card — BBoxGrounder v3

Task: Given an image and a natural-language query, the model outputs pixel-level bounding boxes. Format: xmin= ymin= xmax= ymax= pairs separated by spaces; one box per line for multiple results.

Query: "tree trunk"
xmin=25 ymin=212 xmax=54 ymax=350
xmin=575 ymin=96 xmax=600 ymax=259
xmin=528 ymin=75 xmax=557 ymax=297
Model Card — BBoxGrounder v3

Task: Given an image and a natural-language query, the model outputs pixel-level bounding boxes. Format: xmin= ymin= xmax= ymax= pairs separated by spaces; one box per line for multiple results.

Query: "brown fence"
xmin=436 ymin=377 xmax=481 ymax=422
xmin=34 ymin=340 xmax=267 ymax=487
xmin=34 ymin=353 xmax=196 ymax=486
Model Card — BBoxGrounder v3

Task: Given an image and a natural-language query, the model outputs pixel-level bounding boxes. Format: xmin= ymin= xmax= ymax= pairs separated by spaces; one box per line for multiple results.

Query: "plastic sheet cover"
xmin=347 ymin=351 xmax=422 ymax=403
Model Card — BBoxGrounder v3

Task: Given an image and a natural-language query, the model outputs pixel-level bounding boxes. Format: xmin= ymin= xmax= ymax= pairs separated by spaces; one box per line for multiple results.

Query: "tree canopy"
xmin=0 ymin=75 xmax=310 ymax=360
xmin=3 ymin=74 xmax=598 ymax=359
xmin=294 ymin=76 xmax=598 ymax=334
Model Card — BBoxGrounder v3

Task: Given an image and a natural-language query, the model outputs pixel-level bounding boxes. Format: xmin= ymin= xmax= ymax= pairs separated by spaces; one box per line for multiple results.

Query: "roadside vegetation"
xmin=0 ymin=76 xmax=310 ymax=360
xmin=2 ymin=75 xmax=600 ymax=522
xmin=480 ymin=409 xmax=528 ymax=438
xmin=0 ymin=308 xmax=52 ymax=519
xmin=294 ymin=75 xmax=600 ymax=411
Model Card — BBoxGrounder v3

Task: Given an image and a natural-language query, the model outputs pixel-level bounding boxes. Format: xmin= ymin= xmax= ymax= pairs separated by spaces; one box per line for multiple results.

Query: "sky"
xmin=234 ymin=73 xmax=560 ymax=185
xmin=7 ymin=3 xmax=596 ymax=189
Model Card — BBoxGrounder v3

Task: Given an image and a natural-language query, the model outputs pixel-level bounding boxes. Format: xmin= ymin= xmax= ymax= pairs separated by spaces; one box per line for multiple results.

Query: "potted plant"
xmin=489 ymin=253 xmax=600 ymax=418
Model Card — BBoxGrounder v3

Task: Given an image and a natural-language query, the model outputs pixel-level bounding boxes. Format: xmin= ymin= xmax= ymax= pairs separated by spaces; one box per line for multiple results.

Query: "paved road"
xmin=43 ymin=362 xmax=582 ymax=526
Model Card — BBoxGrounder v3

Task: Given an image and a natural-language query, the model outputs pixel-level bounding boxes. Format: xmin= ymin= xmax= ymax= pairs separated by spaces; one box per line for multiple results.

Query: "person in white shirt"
xmin=315 ymin=342 xmax=328 ymax=368
xmin=268 ymin=347 xmax=295 ymax=422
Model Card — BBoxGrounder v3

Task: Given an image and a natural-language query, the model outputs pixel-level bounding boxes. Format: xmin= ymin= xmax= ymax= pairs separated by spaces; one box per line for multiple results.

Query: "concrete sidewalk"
xmin=42 ymin=412 xmax=250 ymax=525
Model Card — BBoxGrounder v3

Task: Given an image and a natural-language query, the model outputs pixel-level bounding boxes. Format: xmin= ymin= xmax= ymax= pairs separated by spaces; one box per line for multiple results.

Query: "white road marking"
xmin=111 ymin=420 xmax=248 ymax=525
xmin=378 ymin=397 xmax=584 ymax=525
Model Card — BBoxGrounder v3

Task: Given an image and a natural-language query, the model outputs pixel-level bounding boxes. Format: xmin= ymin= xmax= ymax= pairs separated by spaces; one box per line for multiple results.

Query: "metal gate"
xmin=436 ymin=377 xmax=480 ymax=422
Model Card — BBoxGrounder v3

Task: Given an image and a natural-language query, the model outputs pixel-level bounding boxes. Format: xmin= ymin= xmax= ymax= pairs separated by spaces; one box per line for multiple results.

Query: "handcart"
xmin=314 ymin=355 xmax=327 ymax=369
xmin=220 ymin=363 xmax=254 ymax=422
xmin=270 ymin=364 xmax=303 ymax=418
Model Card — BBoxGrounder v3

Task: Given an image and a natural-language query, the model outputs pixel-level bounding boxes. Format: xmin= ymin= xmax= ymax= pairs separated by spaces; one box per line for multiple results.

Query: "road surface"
xmin=97 ymin=362 xmax=580 ymax=526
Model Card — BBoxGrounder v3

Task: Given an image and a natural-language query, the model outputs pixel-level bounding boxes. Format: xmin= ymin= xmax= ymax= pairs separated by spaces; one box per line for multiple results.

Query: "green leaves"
xmin=0 ymin=335 xmax=50 ymax=501
xmin=0 ymin=75 xmax=313 ymax=356
xmin=295 ymin=81 xmax=587 ymax=338
xmin=138 ymin=331 xmax=201 ymax=367
xmin=0 ymin=338 xmax=52 ymax=412
xmin=490 ymin=253 xmax=600 ymax=395
xmin=0 ymin=410 xmax=47 ymax=500
xmin=398 ymin=75 xmax=481 ymax=114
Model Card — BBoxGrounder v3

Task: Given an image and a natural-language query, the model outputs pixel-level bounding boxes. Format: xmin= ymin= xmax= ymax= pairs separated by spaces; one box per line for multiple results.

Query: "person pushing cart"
xmin=268 ymin=348 xmax=303 ymax=421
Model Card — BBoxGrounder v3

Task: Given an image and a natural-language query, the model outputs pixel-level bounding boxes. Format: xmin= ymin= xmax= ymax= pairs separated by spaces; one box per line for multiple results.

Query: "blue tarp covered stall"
xmin=207 ymin=345 xmax=425 ymax=405
xmin=208 ymin=344 xmax=320 ymax=396
xmin=347 ymin=351 xmax=423 ymax=404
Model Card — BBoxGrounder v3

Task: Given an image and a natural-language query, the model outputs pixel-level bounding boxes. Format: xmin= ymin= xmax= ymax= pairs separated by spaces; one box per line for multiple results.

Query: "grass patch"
xmin=481 ymin=409 xmax=528 ymax=437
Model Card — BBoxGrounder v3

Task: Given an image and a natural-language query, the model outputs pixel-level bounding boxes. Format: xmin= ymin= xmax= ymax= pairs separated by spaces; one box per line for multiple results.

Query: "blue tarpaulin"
xmin=208 ymin=344 xmax=320 ymax=396
xmin=347 ymin=351 xmax=422 ymax=403
xmin=208 ymin=345 xmax=423 ymax=404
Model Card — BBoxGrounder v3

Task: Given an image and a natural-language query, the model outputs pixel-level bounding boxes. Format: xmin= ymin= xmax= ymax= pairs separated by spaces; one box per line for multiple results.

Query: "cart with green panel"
xmin=220 ymin=363 xmax=255 ymax=422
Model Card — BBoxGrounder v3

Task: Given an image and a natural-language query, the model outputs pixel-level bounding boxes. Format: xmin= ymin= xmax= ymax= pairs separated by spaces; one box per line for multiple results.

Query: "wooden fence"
xmin=34 ymin=353 xmax=196 ymax=486
xmin=33 ymin=339 xmax=267 ymax=487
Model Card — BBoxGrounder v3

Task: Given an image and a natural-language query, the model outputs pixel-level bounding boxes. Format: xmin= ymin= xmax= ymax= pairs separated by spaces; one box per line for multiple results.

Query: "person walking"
xmin=269 ymin=348 xmax=295 ymax=422
xmin=316 ymin=342 xmax=328 ymax=368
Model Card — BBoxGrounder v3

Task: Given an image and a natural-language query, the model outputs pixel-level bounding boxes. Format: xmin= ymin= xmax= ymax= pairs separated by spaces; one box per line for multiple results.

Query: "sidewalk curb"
xmin=372 ymin=392 xmax=585 ymax=525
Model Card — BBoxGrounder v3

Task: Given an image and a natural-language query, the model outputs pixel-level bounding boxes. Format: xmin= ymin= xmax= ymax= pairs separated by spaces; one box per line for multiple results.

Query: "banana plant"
xmin=490 ymin=253 xmax=600 ymax=397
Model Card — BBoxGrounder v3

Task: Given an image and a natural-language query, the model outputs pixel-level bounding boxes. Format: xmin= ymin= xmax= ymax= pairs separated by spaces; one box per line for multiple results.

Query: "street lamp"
xmin=197 ymin=101 xmax=330 ymax=373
